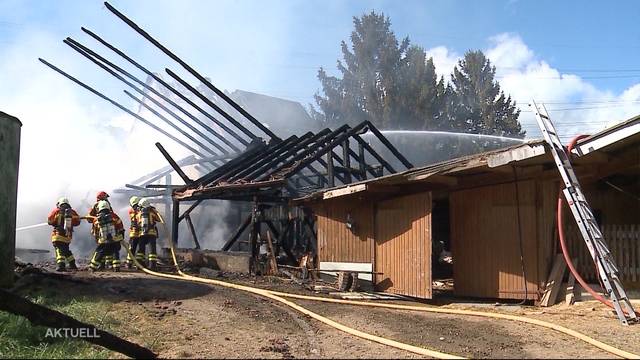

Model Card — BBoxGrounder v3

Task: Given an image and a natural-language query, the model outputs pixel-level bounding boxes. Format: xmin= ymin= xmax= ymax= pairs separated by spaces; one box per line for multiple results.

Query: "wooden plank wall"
xmin=374 ymin=192 xmax=432 ymax=299
xmin=314 ymin=197 xmax=374 ymax=263
xmin=451 ymin=180 xmax=540 ymax=300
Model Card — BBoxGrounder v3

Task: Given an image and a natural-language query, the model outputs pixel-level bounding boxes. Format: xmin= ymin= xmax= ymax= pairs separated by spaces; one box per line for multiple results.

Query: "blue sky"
xmin=3 ymin=0 xmax=640 ymax=223
xmin=3 ymin=1 xmax=640 ymax=104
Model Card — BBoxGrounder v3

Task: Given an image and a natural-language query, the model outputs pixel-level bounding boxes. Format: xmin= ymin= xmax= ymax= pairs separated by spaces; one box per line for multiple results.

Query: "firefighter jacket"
xmin=92 ymin=211 xmax=125 ymax=244
xmin=137 ymin=207 xmax=162 ymax=237
xmin=128 ymin=207 xmax=141 ymax=238
xmin=47 ymin=208 xmax=81 ymax=243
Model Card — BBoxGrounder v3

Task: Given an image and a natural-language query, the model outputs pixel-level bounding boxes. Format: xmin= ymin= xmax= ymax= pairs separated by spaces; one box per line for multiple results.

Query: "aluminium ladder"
xmin=531 ymin=100 xmax=638 ymax=325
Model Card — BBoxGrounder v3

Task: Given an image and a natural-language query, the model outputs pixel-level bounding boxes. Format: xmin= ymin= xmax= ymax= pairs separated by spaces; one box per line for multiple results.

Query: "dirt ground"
xmin=15 ymin=267 xmax=640 ymax=359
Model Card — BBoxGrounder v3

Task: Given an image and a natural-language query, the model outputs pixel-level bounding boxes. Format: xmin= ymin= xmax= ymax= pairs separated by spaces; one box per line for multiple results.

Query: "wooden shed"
xmin=296 ymin=115 xmax=640 ymax=301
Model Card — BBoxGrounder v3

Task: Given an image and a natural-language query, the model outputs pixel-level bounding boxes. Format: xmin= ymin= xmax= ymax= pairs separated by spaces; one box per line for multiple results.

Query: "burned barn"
xmin=295 ymin=115 xmax=640 ymax=301
xmin=40 ymin=2 xmax=638 ymax=307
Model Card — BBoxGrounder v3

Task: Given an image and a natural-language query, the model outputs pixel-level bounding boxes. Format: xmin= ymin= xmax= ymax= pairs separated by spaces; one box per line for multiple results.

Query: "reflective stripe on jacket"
xmin=128 ymin=207 xmax=141 ymax=238
xmin=47 ymin=208 xmax=81 ymax=243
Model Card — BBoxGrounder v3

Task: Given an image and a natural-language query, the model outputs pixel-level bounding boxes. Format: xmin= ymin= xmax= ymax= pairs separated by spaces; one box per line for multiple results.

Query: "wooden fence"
xmin=565 ymin=224 xmax=639 ymax=284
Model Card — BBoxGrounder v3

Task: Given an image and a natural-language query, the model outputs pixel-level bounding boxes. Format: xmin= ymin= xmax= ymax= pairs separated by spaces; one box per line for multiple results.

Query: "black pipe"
xmin=65 ymin=37 xmax=238 ymax=154
xmin=39 ymin=58 xmax=210 ymax=160
xmin=103 ymin=2 xmax=279 ymax=141
xmin=155 ymin=142 xmax=193 ymax=184
xmin=80 ymin=27 xmax=250 ymax=147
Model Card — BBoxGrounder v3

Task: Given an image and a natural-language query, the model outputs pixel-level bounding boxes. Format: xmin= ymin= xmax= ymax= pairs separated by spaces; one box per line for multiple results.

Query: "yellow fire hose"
xmin=120 ymin=223 xmax=639 ymax=359
xmin=121 ymin=239 xmax=462 ymax=359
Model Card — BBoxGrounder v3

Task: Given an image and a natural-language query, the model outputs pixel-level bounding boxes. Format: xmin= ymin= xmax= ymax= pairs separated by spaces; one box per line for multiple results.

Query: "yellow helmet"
xmin=129 ymin=196 xmax=140 ymax=207
xmin=138 ymin=198 xmax=150 ymax=208
xmin=97 ymin=200 xmax=111 ymax=212
xmin=56 ymin=197 xmax=70 ymax=207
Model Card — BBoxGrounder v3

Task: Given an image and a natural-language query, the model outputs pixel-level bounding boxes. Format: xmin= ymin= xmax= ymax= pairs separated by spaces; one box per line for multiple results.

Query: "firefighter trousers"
xmin=52 ymin=241 xmax=75 ymax=267
xmin=89 ymin=241 xmax=122 ymax=270
xmin=126 ymin=237 xmax=145 ymax=266
xmin=139 ymin=235 xmax=158 ymax=268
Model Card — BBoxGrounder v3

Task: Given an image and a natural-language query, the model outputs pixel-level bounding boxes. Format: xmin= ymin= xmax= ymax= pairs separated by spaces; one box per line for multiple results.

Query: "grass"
xmin=0 ymin=288 xmax=122 ymax=359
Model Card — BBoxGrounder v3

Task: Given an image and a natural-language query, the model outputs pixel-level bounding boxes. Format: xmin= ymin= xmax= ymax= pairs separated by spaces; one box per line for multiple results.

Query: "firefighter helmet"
xmin=97 ymin=200 xmax=111 ymax=212
xmin=56 ymin=197 xmax=70 ymax=207
xmin=138 ymin=198 xmax=150 ymax=208
xmin=96 ymin=191 xmax=109 ymax=200
xmin=129 ymin=196 xmax=140 ymax=207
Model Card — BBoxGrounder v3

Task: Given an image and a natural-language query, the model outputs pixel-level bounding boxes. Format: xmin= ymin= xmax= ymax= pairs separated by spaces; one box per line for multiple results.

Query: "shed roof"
xmin=296 ymin=114 xmax=640 ymax=203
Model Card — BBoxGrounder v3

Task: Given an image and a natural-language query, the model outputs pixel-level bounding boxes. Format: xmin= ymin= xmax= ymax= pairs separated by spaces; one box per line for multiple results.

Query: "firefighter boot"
xmin=55 ymin=262 xmax=65 ymax=272
xmin=68 ymin=260 xmax=78 ymax=271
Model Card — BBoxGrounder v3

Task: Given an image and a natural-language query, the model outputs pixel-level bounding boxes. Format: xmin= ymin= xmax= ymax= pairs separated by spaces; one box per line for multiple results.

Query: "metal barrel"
xmin=0 ymin=112 xmax=21 ymax=287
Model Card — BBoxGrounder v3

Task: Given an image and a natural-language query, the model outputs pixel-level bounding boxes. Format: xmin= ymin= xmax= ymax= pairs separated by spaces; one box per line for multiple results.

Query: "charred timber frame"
xmin=41 ymin=1 xmax=415 ymax=270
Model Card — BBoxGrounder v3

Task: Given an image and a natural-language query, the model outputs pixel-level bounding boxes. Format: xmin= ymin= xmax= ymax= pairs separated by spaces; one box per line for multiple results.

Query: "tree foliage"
xmin=312 ymin=11 xmax=525 ymax=138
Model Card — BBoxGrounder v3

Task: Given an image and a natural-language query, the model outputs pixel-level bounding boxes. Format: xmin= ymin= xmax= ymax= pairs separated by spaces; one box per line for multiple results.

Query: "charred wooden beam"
xmin=103 ymin=2 xmax=279 ymax=141
xmin=365 ymin=121 xmax=413 ymax=168
xmin=184 ymin=214 xmax=201 ymax=249
xmin=255 ymin=125 xmax=350 ymax=181
xmin=171 ymin=199 xmax=180 ymax=245
xmin=358 ymin=142 xmax=367 ymax=180
xmin=221 ymin=215 xmax=251 ymax=251
xmin=64 ymin=37 xmax=236 ymax=155
xmin=39 ymin=58 xmax=212 ymax=160
xmin=80 ymin=27 xmax=249 ymax=148
xmin=166 ymin=69 xmax=260 ymax=142
xmin=155 ymin=142 xmax=193 ymax=185
xmin=342 ymin=139 xmax=352 ymax=183
xmin=177 ymin=200 xmax=203 ymax=222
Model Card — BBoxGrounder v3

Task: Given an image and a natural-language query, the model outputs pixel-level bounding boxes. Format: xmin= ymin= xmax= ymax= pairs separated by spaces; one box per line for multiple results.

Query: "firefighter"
xmin=47 ymin=197 xmax=81 ymax=272
xmin=88 ymin=200 xmax=125 ymax=272
xmin=126 ymin=196 xmax=143 ymax=269
xmin=87 ymin=191 xmax=113 ymax=269
xmin=137 ymin=198 xmax=163 ymax=271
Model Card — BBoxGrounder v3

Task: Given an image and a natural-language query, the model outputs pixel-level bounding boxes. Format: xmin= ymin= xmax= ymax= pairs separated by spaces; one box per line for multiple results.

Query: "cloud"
xmin=425 ymin=33 xmax=640 ymax=139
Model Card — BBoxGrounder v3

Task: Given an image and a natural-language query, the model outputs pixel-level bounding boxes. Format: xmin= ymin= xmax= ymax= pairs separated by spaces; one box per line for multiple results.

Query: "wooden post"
xmin=171 ymin=199 xmax=179 ymax=246
xmin=0 ymin=112 xmax=21 ymax=288
xmin=342 ymin=139 xmax=352 ymax=184
xmin=541 ymin=254 xmax=567 ymax=307
xmin=265 ymin=231 xmax=278 ymax=275
xmin=327 ymin=151 xmax=334 ymax=188
xmin=184 ymin=214 xmax=201 ymax=249
xmin=358 ymin=141 xmax=366 ymax=181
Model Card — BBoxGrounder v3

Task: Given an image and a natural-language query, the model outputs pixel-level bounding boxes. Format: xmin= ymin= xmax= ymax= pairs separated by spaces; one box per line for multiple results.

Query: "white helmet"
xmin=129 ymin=196 xmax=140 ymax=207
xmin=97 ymin=200 xmax=111 ymax=212
xmin=138 ymin=198 xmax=151 ymax=208
xmin=57 ymin=197 xmax=70 ymax=207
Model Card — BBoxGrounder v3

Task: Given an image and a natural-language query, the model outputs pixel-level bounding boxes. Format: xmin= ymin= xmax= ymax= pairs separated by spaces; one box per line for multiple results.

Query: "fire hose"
xmin=558 ymin=136 xmax=640 ymax=318
xmin=119 ymin=233 xmax=639 ymax=359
